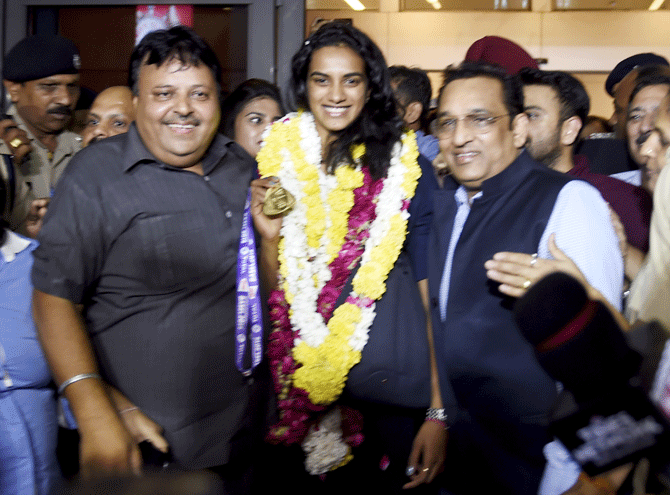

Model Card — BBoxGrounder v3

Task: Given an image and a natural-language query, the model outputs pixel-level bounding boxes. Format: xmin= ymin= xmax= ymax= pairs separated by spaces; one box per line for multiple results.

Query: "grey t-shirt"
xmin=32 ymin=124 xmax=257 ymax=469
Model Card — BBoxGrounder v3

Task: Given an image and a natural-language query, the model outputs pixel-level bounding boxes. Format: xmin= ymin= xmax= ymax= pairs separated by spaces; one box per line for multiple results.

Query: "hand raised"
xmin=250 ymin=176 xmax=284 ymax=241
xmin=485 ymin=233 xmax=588 ymax=298
xmin=1 ymin=118 xmax=31 ymax=163
xmin=23 ymin=197 xmax=50 ymax=238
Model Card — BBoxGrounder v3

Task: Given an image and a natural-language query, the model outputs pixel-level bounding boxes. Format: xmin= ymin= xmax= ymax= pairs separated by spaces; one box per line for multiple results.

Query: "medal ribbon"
xmin=235 ymin=191 xmax=263 ymax=376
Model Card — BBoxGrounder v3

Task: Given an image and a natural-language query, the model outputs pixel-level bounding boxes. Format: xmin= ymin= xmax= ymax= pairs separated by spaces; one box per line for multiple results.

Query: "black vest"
xmin=429 ymin=151 xmax=573 ymax=493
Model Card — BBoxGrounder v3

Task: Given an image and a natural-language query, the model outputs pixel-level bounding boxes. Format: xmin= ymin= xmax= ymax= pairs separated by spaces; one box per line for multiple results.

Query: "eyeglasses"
xmin=627 ymin=109 xmax=657 ymax=126
xmin=430 ymin=113 xmax=510 ymax=137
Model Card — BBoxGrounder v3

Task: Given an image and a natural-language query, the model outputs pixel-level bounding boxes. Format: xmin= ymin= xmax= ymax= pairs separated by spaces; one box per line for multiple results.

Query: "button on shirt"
xmin=31 ymin=124 xmax=257 ymax=469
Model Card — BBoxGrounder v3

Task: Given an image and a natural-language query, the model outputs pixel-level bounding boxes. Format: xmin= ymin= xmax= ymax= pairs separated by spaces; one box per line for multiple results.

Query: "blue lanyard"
xmin=235 ymin=191 xmax=263 ymax=376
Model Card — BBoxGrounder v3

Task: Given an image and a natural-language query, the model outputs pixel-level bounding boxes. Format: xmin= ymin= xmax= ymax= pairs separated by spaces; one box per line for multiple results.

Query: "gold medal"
xmin=263 ymin=185 xmax=296 ymax=216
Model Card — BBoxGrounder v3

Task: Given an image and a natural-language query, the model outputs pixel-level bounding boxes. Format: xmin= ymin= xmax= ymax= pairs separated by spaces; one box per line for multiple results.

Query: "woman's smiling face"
xmin=306 ymin=45 xmax=368 ymax=148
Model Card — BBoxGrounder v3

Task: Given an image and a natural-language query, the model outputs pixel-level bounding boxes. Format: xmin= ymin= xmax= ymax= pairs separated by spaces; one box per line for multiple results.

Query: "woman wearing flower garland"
xmin=250 ymin=22 xmax=445 ymax=494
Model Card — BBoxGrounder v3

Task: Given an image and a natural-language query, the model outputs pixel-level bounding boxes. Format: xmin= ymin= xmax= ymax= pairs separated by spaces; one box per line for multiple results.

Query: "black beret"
xmin=605 ymin=53 xmax=669 ymax=96
xmin=3 ymin=35 xmax=80 ymax=82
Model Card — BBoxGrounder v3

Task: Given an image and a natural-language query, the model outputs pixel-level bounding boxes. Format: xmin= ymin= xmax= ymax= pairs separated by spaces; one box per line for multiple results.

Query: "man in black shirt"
xmin=31 ymin=27 xmax=258 ymax=492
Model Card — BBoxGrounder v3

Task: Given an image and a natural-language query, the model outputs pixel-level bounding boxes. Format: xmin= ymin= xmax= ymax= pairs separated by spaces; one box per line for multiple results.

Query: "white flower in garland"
xmin=301 ymin=407 xmax=351 ymax=475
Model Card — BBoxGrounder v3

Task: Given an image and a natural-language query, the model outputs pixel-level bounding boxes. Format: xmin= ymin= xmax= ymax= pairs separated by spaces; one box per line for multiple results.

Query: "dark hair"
xmin=629 ymin=65 xmax=670 ymax=106
xmin=287 ymin=22 xmax=402 ymax=179
xmin=439 ymin=61 xmax=523 ymax=127
xmin=519 ymin=68 xmax=590 ymax=123
xmin=220 ymin=79 xmax=285 ymax=138
xmin=128 ymin=26 xmax=221 ymax=98
xmin=583 ymin=115 xmax=613 ymax=134
xmin=389 ymin=65 xmax=433 ymax=132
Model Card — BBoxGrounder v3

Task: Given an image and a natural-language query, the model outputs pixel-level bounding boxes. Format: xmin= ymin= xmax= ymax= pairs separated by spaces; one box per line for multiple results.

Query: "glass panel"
xmin=306 ymin=0 xmax=381 ymax=10
xmin=554 ymin=0 xmax=670 ymax=9
xmin=401 ymin=0 xmax=530 ymax=10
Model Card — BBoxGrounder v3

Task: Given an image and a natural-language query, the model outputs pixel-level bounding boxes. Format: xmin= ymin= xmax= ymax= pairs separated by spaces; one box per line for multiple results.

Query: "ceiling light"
xmin=649 ymin=0 xmax=665 ymax=10
xmin=344 ymin=0 xmax=365 ymax=10
xmin=425 ymin=0 xmax=442 ymax=8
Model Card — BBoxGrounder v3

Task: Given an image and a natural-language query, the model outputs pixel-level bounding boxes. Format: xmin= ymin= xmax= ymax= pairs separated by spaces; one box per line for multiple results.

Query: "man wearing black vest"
xmin=428 ymin=62 xmax=623 ymax=495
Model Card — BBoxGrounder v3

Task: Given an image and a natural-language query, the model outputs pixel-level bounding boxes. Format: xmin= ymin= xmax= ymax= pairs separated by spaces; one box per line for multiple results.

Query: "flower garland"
xmin=257 ymin=111 xmax=420 ymax=473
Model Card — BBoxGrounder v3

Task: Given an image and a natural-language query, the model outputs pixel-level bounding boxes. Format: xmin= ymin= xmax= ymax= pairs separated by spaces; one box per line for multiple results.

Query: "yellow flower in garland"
xmin=335 ymin=157 xmax=365 ymax=188
xmin=257 ymin=112 xmax=329 ymax=252
xmin=326 ymin=158 xmax=364 ymax=261
xmin=400 ymin=131 xmax=421 ymax=197
xmin=351 ymin=143 xmax=365 ymax=162
xmin=326 ymin=197 xmax=353 ymax=261
xmin=293 ymin=302 xmax=362 ymax=404
xmin=293 ymin=147 xmax=326 ymax=250
xmin=353 ymin=213 xmax=411 ymax=299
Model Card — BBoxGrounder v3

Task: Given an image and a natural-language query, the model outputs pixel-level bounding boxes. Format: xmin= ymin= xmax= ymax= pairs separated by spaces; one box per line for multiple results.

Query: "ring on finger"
xmin=422 ymin=468 xmax=430 ymax=473
xmin=530 ymin=253 xmax=538 ymax=267
xmin=523 ymin=279 xmax=531 ymax=289
xmin=9 ymin=137 xmax=22 ymax=148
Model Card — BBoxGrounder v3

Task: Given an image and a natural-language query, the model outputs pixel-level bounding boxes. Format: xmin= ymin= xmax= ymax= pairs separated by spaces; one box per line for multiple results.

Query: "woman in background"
xmin=221 ymin=79 xmax=285 ymax=158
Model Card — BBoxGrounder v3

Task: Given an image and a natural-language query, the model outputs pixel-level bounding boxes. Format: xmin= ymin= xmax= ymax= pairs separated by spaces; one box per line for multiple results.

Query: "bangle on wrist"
xmin=426 ymin=407 xmax=448 ymax=429
xmin=57 ymin=373 xmax=102 ymax=395
xmin=119 ymin=406 xmax=139 ymax=415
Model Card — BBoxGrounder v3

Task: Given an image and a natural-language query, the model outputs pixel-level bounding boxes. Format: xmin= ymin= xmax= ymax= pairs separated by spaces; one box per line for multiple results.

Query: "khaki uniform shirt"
xmin=627 ymin=163 xmax=670 ymax=332
xmin=1 ymin=105 xmax=81 ymax=229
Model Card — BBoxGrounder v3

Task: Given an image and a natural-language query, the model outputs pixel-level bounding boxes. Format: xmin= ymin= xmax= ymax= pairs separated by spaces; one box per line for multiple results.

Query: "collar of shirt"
xmin=0 ymin=229 xmax=33 ymax=263
xmin=454 ymin=184 xmax=482 ymax=207
xmin=121 ymin=122 xmax=237 ymax=176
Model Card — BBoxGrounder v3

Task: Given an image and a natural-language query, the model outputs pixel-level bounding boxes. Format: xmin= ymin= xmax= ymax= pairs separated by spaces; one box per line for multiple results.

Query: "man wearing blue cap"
xmin=605 ymin=52 xmax=669 ymax=139
xmin=1 ymin=35 xmax=81 ymax=235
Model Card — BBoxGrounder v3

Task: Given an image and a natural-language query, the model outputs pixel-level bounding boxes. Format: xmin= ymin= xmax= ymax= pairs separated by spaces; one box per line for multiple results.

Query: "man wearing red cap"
xmin=464 ymin=35 xmax=539 ymax=76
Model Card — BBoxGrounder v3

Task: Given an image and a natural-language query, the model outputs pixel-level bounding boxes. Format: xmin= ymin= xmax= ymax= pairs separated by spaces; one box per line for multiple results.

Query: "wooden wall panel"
xmin=57 ymin=6 xmax=246 ymax=97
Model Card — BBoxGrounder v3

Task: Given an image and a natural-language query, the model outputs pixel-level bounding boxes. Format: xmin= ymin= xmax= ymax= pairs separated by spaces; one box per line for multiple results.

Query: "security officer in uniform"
xmin=1 ymin=34 xmax=81 ymax=235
